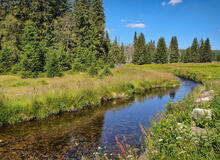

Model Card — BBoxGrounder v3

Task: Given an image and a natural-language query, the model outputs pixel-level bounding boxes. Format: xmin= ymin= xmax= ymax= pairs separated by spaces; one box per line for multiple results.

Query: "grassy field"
xmin=0 ymin=66 xmax=180 ymax=127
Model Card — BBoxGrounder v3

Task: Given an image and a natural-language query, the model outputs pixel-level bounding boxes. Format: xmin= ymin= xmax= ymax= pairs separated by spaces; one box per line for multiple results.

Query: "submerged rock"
xmin=192 ymin=108 xmax=212 ymax=120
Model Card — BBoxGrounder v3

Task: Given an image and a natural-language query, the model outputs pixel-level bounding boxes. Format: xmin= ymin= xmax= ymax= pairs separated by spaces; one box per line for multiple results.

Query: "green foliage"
xmin=0 ymin=43 xmax=13 ymax=73
xmin=57 ymin=46 xmax=71 ymax=71
xmin=20 ymin=20 xmax=46 ymax=78
xmin=99 ymin=66 xmax=113 ymax=78
xmin=46 ymin=49 xmax=61 ymax=78
xmin=190 ymin=37 xmax=200 ymax=62
xmin=88 ymin=65 xmax=98 ymax=77
xmin=132 ymin=33 xmax=151 ymax=65
xmin=204 ymin=38 xmax=212 ymax=62
xmin=169 ymin=36 xmax=179 ymax=63
xmin=108 ymin=37 xmax=125 ymax=64
xmin=155 ymin=37 xmax=168 ymax=64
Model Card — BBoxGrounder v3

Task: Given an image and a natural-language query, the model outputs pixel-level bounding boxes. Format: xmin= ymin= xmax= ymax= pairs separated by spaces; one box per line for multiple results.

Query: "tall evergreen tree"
xmin=134 ymin=33 xmax=148 ymax=65
xmin=132 ymin=32 xmax=139 ymax=64
xmin=190 ymin=38 xmax=199 ymax=62
xmin=90 ymin=0 xmax=106 ymax=60
xmin=0 ymin=42 xmax=13 ymax=73
xmin=204 ymin=38 xmax=212 ymax=62
xmin=149 ymin=40 xmax=156 ymax=63
xmin=20 ymin=20 xmax=45 ymax=78
xmin=109 ymin=37 xmax=124 ymax=64
xmin=46 ymin=49 xmax=61 ymax=77
xmin=155 ymin=37 xmax=168 ymax=64
xmin=103 ymin=31 xmax=111 ymax=61
xmin=199 ymin=39 xmax=205 ymax=63
xmin=169 ymin=36 xmax=179 ymax=63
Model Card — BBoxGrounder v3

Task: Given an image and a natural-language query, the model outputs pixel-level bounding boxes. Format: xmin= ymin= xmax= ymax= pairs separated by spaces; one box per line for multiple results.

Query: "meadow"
xmin=0 ymin=66 xmax=180 ymax=127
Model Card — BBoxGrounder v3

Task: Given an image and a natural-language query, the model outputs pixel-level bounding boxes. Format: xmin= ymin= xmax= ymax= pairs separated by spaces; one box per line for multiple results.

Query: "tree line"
xmin=0 ymin=0 xmax=125 ymax=78
xmin=132 ymin=32 xmax=213 ymax=64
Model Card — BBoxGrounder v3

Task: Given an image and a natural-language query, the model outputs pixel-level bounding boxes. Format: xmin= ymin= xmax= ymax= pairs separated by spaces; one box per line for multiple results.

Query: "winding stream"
xmin=0 ymin=78 xmax=199 ymax=159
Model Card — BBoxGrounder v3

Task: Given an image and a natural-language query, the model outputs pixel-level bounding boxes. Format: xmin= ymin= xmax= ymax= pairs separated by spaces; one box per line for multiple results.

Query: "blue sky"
xmin=103 ymin=0 xmax=220 ymax=50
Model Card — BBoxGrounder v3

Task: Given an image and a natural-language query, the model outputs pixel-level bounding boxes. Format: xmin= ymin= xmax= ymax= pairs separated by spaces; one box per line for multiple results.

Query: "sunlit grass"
xmin=0 ymin=66 xmax=180 ymax=126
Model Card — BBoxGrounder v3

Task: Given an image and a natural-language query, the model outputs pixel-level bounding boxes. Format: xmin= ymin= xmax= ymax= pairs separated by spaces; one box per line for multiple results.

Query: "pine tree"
xmin=183 ymin=48 xmax=191 ymax=63
xmin=0 ymin=14 xmax=20 ymax=61
xmin=46 ymin=50 xmax=61 ymax=77
xmin=149 ymin=40 xmax=156 ymax=63
xmin=132 ymin=32 xmax=138 ymax=64
xmin=199 ymin=39 xmax=205 ymax=63
xmin=90 ymin=0 xmax=106 ymax=60
xmin=0 ymin=43 xmax=13 ymax=73
xmin=169 ymin=36 xmax=179 ymax=63
xmin=20 ymin=20 xmax=45 ymax=78
xmin=108 ymin=37 xmax=124 ymax=64
xmin=190 ymin=38 xmax=199 ymax=62
xmin=132 ymin=33 xmax=149 ymax=65
xmin=120 ymin=44 xmax=126 ymax=64
xmin=155 ymin=37 xmax=168 ymax=64
xmin=204 ymin=38 xmax=212 ymax=62
xmin=103 ymin=31 xmax=111 ymax=62
xmin=57 ymin=45 xmax=71 ymax=71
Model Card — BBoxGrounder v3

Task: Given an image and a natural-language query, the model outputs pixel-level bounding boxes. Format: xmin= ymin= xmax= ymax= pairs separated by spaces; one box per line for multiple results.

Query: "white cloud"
xmin=168 ymin=0 xmax=182 ymax=6
xmin=126 ymin=23 xmax=146 ymax=29
xmin=120 ymin=19 xmax=126 ymax=23
xmin=161 ymin=2 xmax=167 ymax=6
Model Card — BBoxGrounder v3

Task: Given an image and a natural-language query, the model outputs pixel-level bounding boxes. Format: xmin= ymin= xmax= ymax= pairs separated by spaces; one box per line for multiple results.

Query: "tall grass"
xmin=0 ymin=66 xmax=180 ymax=127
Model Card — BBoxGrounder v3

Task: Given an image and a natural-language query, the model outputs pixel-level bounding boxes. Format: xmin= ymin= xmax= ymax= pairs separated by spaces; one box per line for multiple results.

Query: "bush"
xmin=88 ymin=65 xmax=98 ymax=77
xmin=99 ymin=66 xmax=113 ymax=78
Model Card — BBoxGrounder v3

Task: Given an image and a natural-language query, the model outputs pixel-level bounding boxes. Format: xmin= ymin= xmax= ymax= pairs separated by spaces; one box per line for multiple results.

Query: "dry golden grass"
xmin=0 ymin=66 xmax=177 ymax=100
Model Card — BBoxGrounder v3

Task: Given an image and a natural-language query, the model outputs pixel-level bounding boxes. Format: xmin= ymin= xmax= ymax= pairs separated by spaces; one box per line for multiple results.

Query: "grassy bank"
xmin=0 ymin=66 xmax=180 ymax=127
xmin=130 ymin=63 xmax=220 ymax=160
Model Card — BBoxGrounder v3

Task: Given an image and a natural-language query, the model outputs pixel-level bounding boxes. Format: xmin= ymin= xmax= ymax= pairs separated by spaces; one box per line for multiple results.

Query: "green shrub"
xmin=88 ymin=65 xmax=98 ymax=77
xmin=99 ymin=66 xmax=113 ymax=78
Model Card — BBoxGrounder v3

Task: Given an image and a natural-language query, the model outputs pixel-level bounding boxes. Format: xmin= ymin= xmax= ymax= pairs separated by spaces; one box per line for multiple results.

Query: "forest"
xmin=0 ymin=0 xmax=215 ymax=79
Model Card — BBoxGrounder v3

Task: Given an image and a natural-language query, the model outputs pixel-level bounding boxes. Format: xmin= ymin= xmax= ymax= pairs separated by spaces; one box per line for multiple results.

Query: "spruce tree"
xmin=199 ymin=39 xmax=205 ymax=63
xmin=46 ymin=50 xmax=61 ymax=77
xmin=169 ymin=36 xmax=179 ymax=63
xmin=20 ymin=20 xmax=45 ymax=78
xmin=109 ymin=37 xmax=123 ymax=64
xmin=190 ymin=38 xmax=199 ymax=62
xmin=204 ymin=38 xmax=212 ymax=62
xmin=103 ymin=31 xmax=111 ymax=62
xmin=57 ymin=45 xmax=71 ymax=71
xmin=155 ymin=37 xmax=168 ymax=64
xmin=132 ymin=33 xmax=149 ymax=65
xmin=132 ymin=32 xmax=138 ymax=64
xmin=90 ymin=0 xmax=106 ymax=60
xmin=0 ymin=43 xmax=13 ymax=73
xmin=149 ymin=40 xmax=156 ymax=63
xmin=120 ymin=44 xmax=126 ymax=64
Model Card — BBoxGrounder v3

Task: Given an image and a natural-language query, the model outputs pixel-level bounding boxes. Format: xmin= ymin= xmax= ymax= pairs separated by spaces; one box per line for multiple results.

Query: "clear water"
xmin=0 ymin=78 xmax=199 ymax=159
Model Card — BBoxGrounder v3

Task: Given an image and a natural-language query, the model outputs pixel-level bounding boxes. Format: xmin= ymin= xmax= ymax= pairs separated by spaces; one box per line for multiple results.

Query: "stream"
xmin=0 ymin=78 xmax=199 ymax=159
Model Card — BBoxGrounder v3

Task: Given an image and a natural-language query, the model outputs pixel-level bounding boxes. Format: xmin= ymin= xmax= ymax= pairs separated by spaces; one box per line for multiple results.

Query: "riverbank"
xmin=131 ymin=63 xmax=220 ymax=160
xmin=0 ymin=66 xmax=180 ymax=127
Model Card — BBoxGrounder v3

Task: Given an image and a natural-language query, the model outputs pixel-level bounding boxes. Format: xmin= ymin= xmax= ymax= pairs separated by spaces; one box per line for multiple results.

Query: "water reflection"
xmin=0 ymin=78 xmax=198 ymax=159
